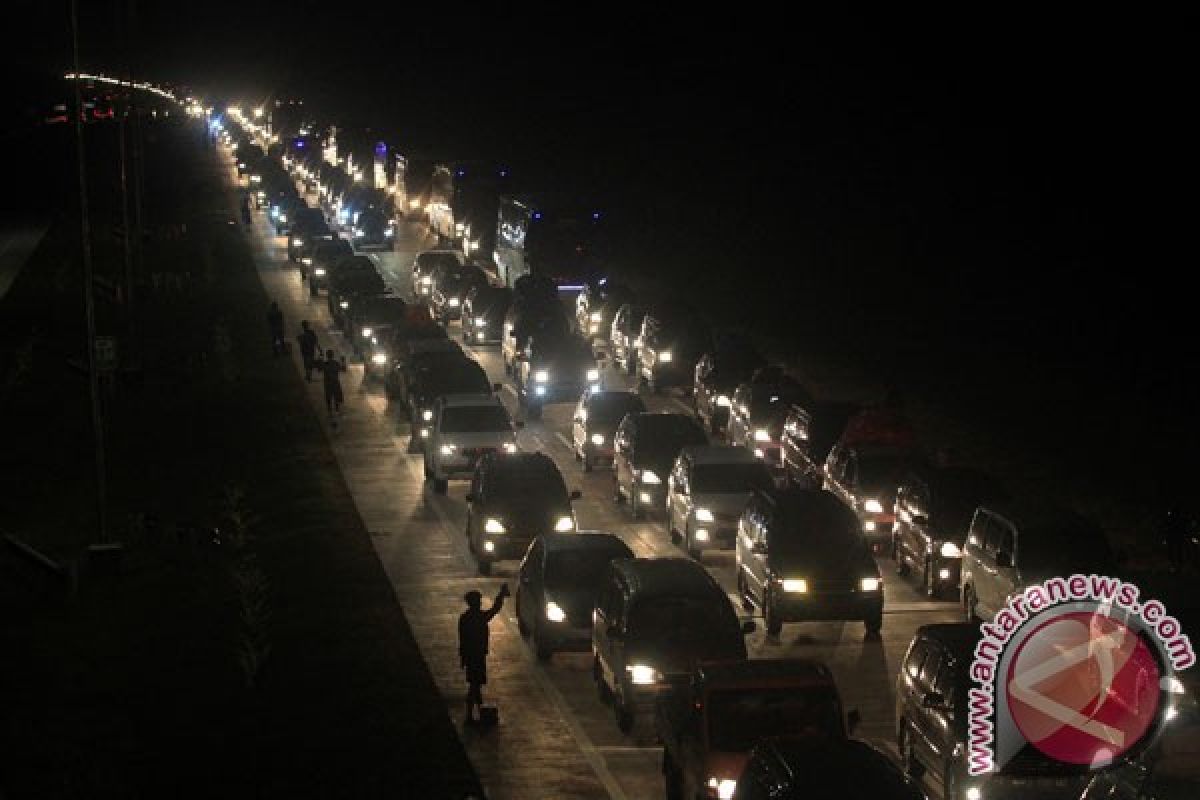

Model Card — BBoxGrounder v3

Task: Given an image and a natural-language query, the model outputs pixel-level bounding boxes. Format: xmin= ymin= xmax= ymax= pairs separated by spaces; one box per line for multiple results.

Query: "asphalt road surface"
xmin=229 ymin=154 xmax=963 ymax=799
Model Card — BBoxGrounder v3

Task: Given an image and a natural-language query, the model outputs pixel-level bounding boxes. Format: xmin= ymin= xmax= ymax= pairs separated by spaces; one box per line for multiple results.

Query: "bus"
xmin=493 ymin=195 xmax=611 ymax=289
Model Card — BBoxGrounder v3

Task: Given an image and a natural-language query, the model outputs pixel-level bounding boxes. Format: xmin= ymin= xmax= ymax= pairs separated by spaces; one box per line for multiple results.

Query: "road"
xmin=230 ymin=154 xmax=963 ymax=799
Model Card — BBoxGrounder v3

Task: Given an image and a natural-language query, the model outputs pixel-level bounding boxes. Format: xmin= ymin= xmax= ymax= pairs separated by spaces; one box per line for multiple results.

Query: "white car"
xmin=665 ymin=445 xmax=774 ymax=559
xmin=424 ymin=394 xmax=518 ymax=494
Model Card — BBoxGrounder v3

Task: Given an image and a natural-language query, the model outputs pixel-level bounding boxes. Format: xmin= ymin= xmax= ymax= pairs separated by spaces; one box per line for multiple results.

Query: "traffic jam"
xmin=213 ymin=103 xmax=1197 ymax=800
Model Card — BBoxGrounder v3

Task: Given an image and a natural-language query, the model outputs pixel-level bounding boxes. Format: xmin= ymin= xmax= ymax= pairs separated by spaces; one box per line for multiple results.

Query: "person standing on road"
xmin=316 ymin=348 xmax=347 ymax=417
xmin=267 ymin=302 xmax=285 ymax=356
xmin=297 ymin=321 xmax=319 ymax=381
xmin=458 ymin=583 xmax=509 ymax=725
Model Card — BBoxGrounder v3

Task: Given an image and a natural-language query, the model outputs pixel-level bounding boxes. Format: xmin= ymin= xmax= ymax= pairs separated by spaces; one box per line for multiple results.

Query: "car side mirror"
xmin=922 ymin=691 xmax=947 ymax=710
xmin=570 ymin=489 xmax=583 ymax=501
xmin=741 ymin=619 xmax=757 ymax=634
xmin=846 ymin=709 xmax=861 ymax=734
xmin=996 ymin=551 xmax=1013 ymax=569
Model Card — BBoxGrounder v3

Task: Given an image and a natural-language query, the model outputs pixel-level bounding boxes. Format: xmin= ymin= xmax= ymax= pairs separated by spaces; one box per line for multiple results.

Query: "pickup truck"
xmin=656 ymin=659 xmax=856 ymax=800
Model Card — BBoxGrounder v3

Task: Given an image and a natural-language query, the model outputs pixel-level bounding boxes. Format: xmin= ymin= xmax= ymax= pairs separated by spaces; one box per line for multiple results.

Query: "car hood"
xmin=769 ymin=541 xmax=876 ymax=581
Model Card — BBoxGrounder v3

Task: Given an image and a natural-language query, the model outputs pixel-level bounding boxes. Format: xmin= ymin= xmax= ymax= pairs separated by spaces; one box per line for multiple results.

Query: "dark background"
xmin=4 ymin=5 xmax=1194 ymax=502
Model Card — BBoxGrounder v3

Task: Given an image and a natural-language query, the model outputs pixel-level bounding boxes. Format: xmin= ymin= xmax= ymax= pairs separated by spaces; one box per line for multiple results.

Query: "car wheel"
xmin=309 ymin=283 xmax=318 ymax=298
xmin=613 ymin=476 xmax=625 ymax=505
xmin=423 ymin=457 xmax=431 ymax=480
xmin=594 ymin=657 xmax=612 ymax=704
xmin=477 ymin=559 xmax=491 ymax=576
xmin=533 ymin=629 xmax=553 ymax=662
xmin=516 ymin=591 xmax=530 ymax=636
xmin=765 ymin=591 xmax=784 ymax=637
xmin=582 ymin=452 xmax=593 ymax=472
xmin=433 ymin=477 xmax=448 ymax=495
xmin=615 ymin=690 xmax=635 ymax=734
xmin=629 ymin=490 xmax=643 ymax=520
xmin=686 ymin=532 xmax=702 ymax=561
xmin=865 ymin=610 xmax=883 ymax=635
xmin=663 ymin=753 xmax=683 ymax=800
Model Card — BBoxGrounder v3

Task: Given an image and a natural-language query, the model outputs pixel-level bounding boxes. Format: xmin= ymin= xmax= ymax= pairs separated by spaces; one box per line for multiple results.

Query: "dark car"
xmin=270 ymin=193 xmax=307 ymax=235
xmin=515 ymin=532 xmax=634 ymax=660
xmin=636 ymin=310 xmax=712 ymax=393
xmin=613 ymin=412 xmax=709 ymax=519
xmin=308 ymin=238 xmax=354 ymax=296
xmin=465 ymin=452 xmax=582 ymax=575
xmin=824 ymin=444 xmax=925 ymax=551
xmin=576 ymin=279 xmax=634 ymax=340
xmin=461 ymin=285 xmax=513 ymax=345
xmin=344 ymin=295 xmax=408 ymax=359
xmin=896 ymin=623 xmax=1089 ymax=800
xmin=412 ymin=249 xmax=463 ymax=300
xmin=726 ymin=379 xmax=812 ymax=471
xmin=892 ymin=466 xmax=1009 ymax=598
xmin=736 ymin=488 xmax=884 ymax=636
xmin=1078 ymin=703 xmax=1200 ymax=800
xmin=694 ymin=343 xmax=767 ymax=435
xmin=502 ymin=301 xmax=570 ymax=377
xmin=351 ymin=207 xmax=395 ymax=250
xmin=516 ymin=333 xmax=598 ymax=419
xmin=431 ymin=263 xmax=489 ymax=324
xmin=609 ymin=302 xmax=647 ymax=376
xmin=781 ymin=401 xmax=858 ymax=489
xmin=404 ymin=357 xmax=493 ymax=444
xmin=571 ymin=389 xmax=647 ymax=472
xmin=287 ymin=207 xmax=333 ymax=262
xmin=734 ymin=738 xmax=925 ymax=800
xmin=327 ymin=261 xmax=386 ymax=328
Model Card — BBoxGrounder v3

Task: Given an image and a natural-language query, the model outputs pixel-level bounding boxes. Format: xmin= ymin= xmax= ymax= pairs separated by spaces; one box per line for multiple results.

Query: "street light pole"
xmin=70 ymin=0 xmax=109 ymax=544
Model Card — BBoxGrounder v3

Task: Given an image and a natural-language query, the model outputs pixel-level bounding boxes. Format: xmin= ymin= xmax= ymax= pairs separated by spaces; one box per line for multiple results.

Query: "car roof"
xmin=611 ymin=557 xmax=724 ymax=599
xmin=487 ymin=451 xmax=559 ymax=477
xmin=438 ymin=393 xmax=504 ymax=408
xmin=681 ymin=445 xmax=760 ymax=466
xmin=540 ymin=531 xmax=632 ymax=555
xmin=759 ymin=488 xmax=861 ymax=531
xmin=694 ymin=658 xmax=837 ymax=691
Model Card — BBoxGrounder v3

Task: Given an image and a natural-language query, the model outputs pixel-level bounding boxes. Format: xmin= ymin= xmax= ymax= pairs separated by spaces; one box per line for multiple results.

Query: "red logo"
xmin=1006 ymin=611 xmax=1162 ymax=766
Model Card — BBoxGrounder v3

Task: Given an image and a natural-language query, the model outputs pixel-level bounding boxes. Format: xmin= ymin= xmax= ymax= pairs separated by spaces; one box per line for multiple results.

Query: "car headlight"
xmin=545 ymin=600 xmax=566 ymax=622
xmin=940 ymin=541 xmax=963 ymax=558
xmin=301 ymin=257 xmax=313 ymax=266
xmin=555 ymin=516 xmax=575 ymax=532
xmin=590 ymin=433 xmax=605 ymax=446
xmin=626 ymin=665 xmax=659 ymax=685
xmin=439 ymin=444 xmax=456 ymax=456
xmin=586 ymin=368 xmax=600 ymax=382
xmin=534 ymin=370 xmax=549 ymax=383
xmin=707 ymin=778 xmax=737 ymax=800
xmin=640 ymin=469 xmax=661 ymax=485
xmin=371 ymin=353 xmax=388 ymax=365
xmin=313 ymin=267 xmax=326 ymax=276
xmin=421 ymin=276 xmax=432 ymax=284
xmin=475 ymin=317 xmax=486 ymax=327
xmin=753 ymin=429 xmax=771 ymax=442
xmin=964 ymin=789 xmax=982 ymax=800
xmin=279 ymin=213 xmax=287 ymax=223
xmin=448 ymin=297 xmax=460 ymax=307
xmin=339 ymin=300 xmax=349 ymax=309
xmin=782 ymin=579 xmax=808 ymax=593
xmin=657 ymin=351 xmax=672 ymax=363
xmin=353 ymin=228 xmax=364 ymax=237
xmin=716 ymin=394 xmax=731 ymax=407
xmin=590 ymin=311 xmax=602 ymax=322
xmin=695 ymin=508 xmax=715 ymax=523
xmin=860 ymin=577 xmax=881 ymax=592
xmin=422 ymin=409 xmax=433 ymax=422
xmin=484 ymin=518 xmax=505 ymax=534
xmin=385 ymin=227 xmax=395 ymax=237
xmin=291 ymin=237 xmax=303 ymax=247
xmin=863 ymin=498 xmax=884 ymax=514
xmin=361 ymin=327 xmax=372 ymax=338
xmin=503 ymin=442 xmax=518 ymax=453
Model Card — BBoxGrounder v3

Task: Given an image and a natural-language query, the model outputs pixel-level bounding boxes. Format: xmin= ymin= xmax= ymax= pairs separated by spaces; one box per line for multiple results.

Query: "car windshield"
xmin=707 ymin=688 xmax=843 ymax=752
xmin=425 ymin=369 xmax=488 ymax=396
xmin=628 ymin=597 xmax=728 ymax=642
xmin=587 ymin=393 xmax=645 ymax=425
xmin=440 ymin=405 xmax=510 ymax=434
xmin=545 ymin=547 xmax=627 ymax=590
xmin=490 ymin=466 xmax=567 ymax=503
xmin=750 ymin=385 xmax=808 ymax=418
xmin=417 ymin=252 xmax=459 ymax=272
xmin=692 ymin=463 xmax=775 ymax=494
xmin=638 ymin=418 xmax=707 ymax=462
xmin=856 ymin=454 xmax=913 ymax=489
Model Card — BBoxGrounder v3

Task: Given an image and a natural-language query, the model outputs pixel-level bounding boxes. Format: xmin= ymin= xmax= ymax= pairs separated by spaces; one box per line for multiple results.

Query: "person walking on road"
xmin=458 ymin=583 xmax=509 ymax=726
xmin=316 ymin=348 xmax=347 ymax=419
xmin=297 ymin=321 xmax=319 ymax=381
xmin=267 ymin=302 xmax=285 ymax=356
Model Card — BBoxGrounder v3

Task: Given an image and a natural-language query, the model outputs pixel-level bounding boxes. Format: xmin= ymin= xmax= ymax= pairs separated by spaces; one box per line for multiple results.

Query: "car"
xmin=780 ymin=401 xmax=858 ymax=489
xmin=424 ymin=394 xmax=518 ymax=494
xmin=613 ymin=412 xmax=709 ymax=519
xmin=609 ymin=302 xmax=646 ymax=376
xmin=387 ymin=343 xmax=470 ymax=410
xmin=431 ymin=263 xmax=489 ymax=324
xmin=693 ymin=343 xmax=767 ymax=435
xmin=570 ymin=389 xmax=647 ymax=471
xmin=726 ymin=378 xmax=812 ymax=471
xmin=515 ymin=532 xmax=634 ymax=659
xmin=326 ymin=256 xmax=386 ymax=326
xmin=412 ymin=249 xmax=463 ymax=300
xmin=307 ymin=238 xmax=354 ymax=296
xmin=344 ymin=295 xmax=409 ymax=358
xmin=515 ymin=333 xmax=598 ymax=419
xmin=896 ymin=623 xmax=1089 ymax=800
xmin=464 ymin=452 xmax=580 ymax=575
xmin=736 ymin=488 xmax=884 ymax=636
xmin=959 ymin=503 xmax=1116 ymax=623
xmin=502 ymin=301 xmax=569 ymax=376
xmin=659 ymin=660 xmax=854 ymax=800
xmin=823 ymin=443 xmax=925 ymax=551
xmin=404 ymin=358 xmax=493 ymax=445
xmin=592 ymin=557 xmax=755 ymax=733
xmin=270 ymin=193 xmax=307 ymax=235
xmin=636 ymin=310 xmax=712 ymax=393
xmin=733 ymin=737 xmax=924 ymax=800
xmin=575 ymin=279 xmax=634 ymax=340
xmin=351 ymin=207 xmax=396 ymax=250
xmin=461 ymin=285 xmax=513 ymax=345
xmin=287 ymin=208 xmax=333 ymax=263
xmin=891 ymin=465 xmax=1009 ymax=598
xmin=1077 ymin=698 xmax=1200 ymax=799
xmin=666 ymin=446 xmax=774 ymax=559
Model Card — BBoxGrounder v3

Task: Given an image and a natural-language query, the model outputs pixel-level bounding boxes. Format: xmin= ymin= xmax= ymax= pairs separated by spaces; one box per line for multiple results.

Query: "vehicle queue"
xmin=217 ymin=110 xmax=1194 ymax=800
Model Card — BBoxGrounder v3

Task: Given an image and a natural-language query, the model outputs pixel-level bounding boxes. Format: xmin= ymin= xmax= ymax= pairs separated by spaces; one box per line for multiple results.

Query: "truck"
xmin=656 ymin=659 xmax=856 ymax=800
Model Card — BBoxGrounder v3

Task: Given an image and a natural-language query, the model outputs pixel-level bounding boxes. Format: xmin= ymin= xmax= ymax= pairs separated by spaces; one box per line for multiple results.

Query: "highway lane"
xmin=234 ymin=157 xmax=963 ymax=799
